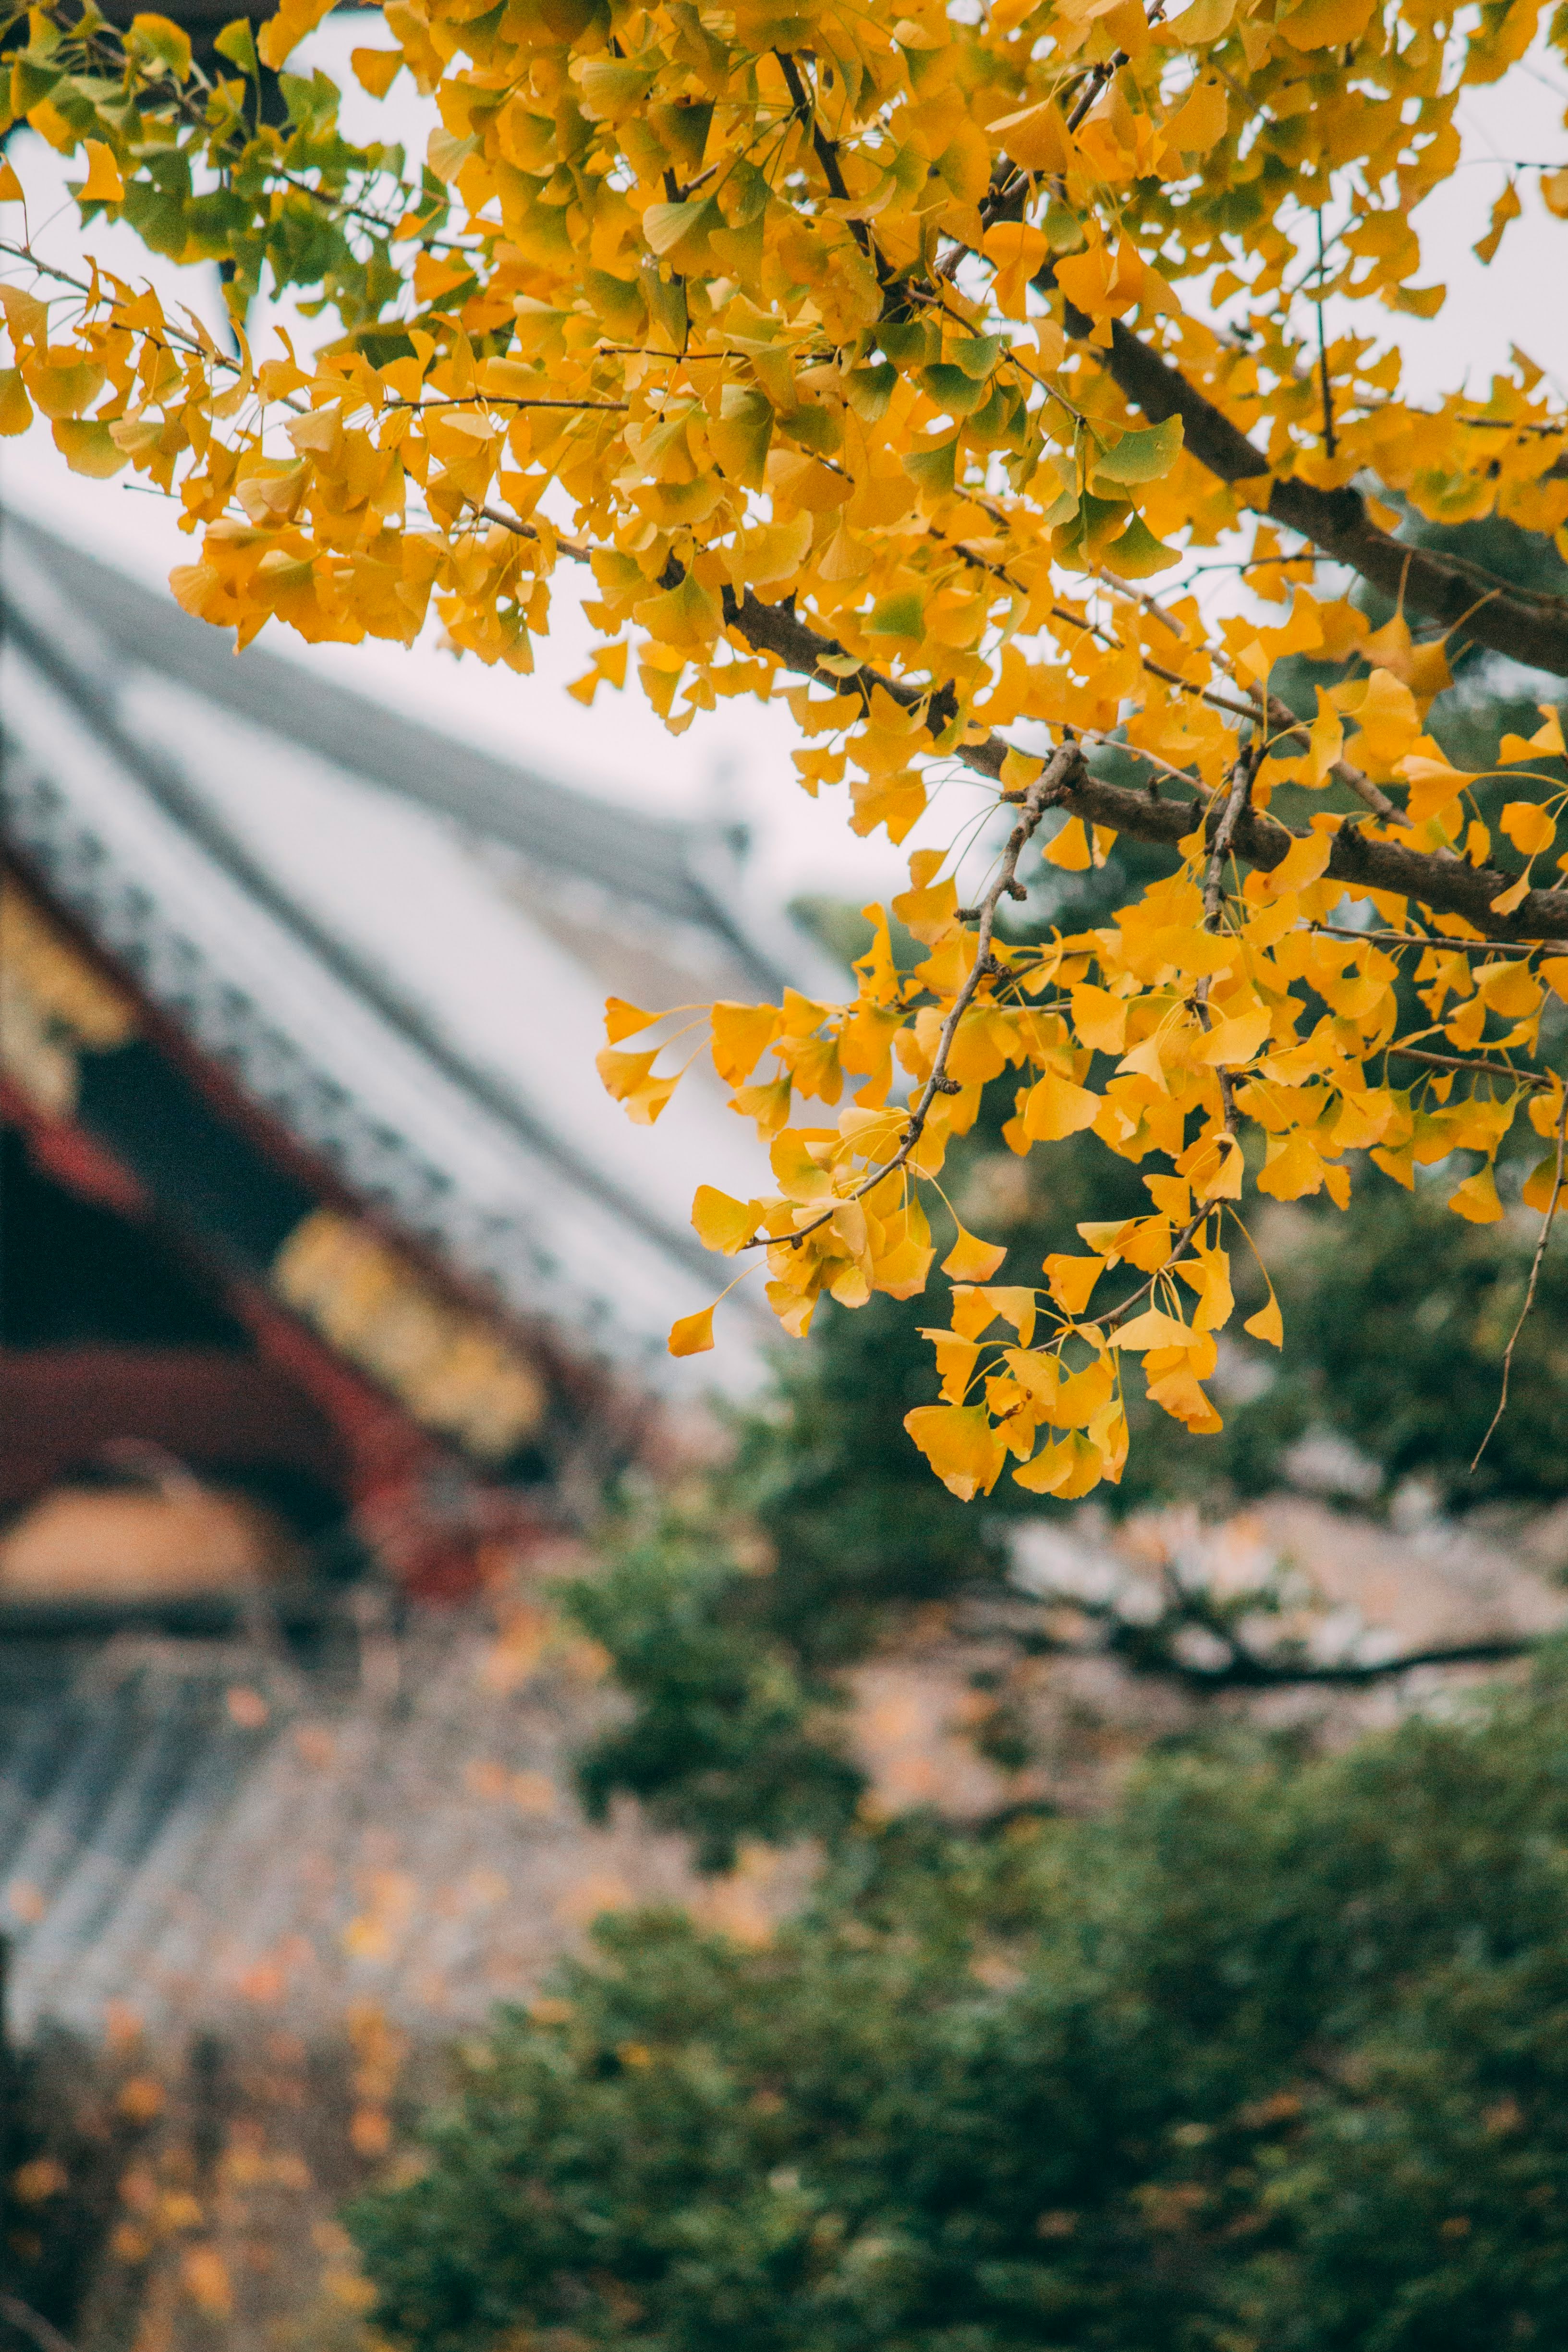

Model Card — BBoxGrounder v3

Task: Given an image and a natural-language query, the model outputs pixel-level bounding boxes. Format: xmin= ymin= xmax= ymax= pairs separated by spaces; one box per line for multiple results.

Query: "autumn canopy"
xmin=4 ymin=0 xmax=1568 ymax=1502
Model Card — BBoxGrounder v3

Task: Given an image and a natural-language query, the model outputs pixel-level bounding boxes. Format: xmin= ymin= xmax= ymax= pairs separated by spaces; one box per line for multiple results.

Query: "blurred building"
xmin=1 ymin=508 xmax=820 ymax=1602
xmin=0 ymin=511 xmax=825 ymax=2338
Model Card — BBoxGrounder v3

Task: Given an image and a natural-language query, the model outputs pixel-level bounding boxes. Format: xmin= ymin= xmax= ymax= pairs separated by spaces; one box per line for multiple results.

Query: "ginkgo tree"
xmin=5 ymin=0 xmax=1568 ymax=1506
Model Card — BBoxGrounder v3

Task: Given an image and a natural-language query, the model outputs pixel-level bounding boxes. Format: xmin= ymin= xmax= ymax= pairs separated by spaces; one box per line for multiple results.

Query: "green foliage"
xmin=1263 ymin=1178 xmax=1568 ymax=1506
xmin=351 ymin=1657 xmax=1568 ymax=2352
xmin=0 ymin=5 xmax=419 ymax=325
xmin=567 ymin=1527 xmax=865 ymax=1870
xmin=735 ymin=1291 xmax=1018 ymax=1664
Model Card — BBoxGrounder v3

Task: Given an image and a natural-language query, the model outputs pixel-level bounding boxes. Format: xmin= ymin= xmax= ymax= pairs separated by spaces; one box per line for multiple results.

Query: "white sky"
xmin=3 ymin=25 xmax=1567 ymax=916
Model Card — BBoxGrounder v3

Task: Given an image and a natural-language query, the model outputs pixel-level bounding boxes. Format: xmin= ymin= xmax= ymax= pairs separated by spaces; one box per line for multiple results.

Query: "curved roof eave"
xmin=0 ymin=509 xmax=803 ymax=1000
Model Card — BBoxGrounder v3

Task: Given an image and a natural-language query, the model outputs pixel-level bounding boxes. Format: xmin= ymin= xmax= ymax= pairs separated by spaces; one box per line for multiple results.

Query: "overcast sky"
xmin=4 ymin=25 xmax=1566 ymax=915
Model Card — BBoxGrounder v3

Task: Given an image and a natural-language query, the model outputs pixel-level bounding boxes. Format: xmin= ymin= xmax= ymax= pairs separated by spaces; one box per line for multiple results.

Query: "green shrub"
xmin=352 ymin=1656 xmax=1568 ymax=2351
xmin=568 ymin=1524 xmax=866 ymax=1868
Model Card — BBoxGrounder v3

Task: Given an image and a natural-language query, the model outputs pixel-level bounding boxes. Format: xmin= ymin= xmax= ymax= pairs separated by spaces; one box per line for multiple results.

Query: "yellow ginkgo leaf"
xmin=256 ymin=0 xmax=335 ymax=68
xmin=1013 ymin=1431 xmax=1104 ymax=1498
xmin=968 ymin=1286 xmax=1037 ymax=1342
xmin=1474 ymin=176 xmax=1522 ymax=266
xmin=710 ymin=1002 xmax=780 ymax=1087
xmin=903 ymin=1405 xmax=1005 ymax=1501
xmin=1243 ymin=1293 xmax=1284 ymax=1347
xmin=351 ymin=46 xmax=403 ymax=96
xmin=1475 ymin=961 xmax=1543 ymax=1019
xmin=0 ymin=369 xmax=32 ymax=436
xmin=79 ymin=140 xmax=124 ymax=204
xmin=1043 ymin=1253 xmax=1105 ymax=1316
xmin=1499 ymin=802 xmax=1556 ymax=856
xmin=691 ymin=1186 xmax=762 ymax=1254
xmin=1053 ymin=1356 xmax=1116 ymax=1428
xmin=1179 ymin=1247 xmax=1235 ymax=1333
xmin=604 ymin=996 xmax=659 ymax=1044
xmin=1021 ymin=1071 xmax=1100 ymax=1142
xmin=1522 ymin=1154 xmax=1567 ymax=1211
xmin=1111 ymin=1307 xmax=1198 ymax=1352
xmin=596 ymin=1046 xmax=659 ymax=1101
xmin=1497 ymin=704 xmax=1566 ymax=760
xmin=1257 ymin=829 xmax=1334 ymax=898
xmin=728 ymin=512 xmax=813 ymax=589
xmin=1163 ymin=76 xmax=1228 ymax=152
xmin=1070 ymin=983 xmax=1130 ymax=1055
xmin=1198 ymin=1006 xmax=1272 ymax=1067
xmin=1448 ymin=1166 xmax=1504 ymax=1224
xmin=919 ymin=1331 xmax=984 ymax=1403
xmin=669 ymin=1306 xmax=716 ymax=1357
xmin=1145 ymin=1355 xmax=1224 ymax=1433
xmin=942 ymin=1228 xmax=1009 ymax=1282
xmin=1278 ymin=0 xmax=1376 ymax=48
xmin=626 ymin=1077 xmax=677 ymax=1125
xmin=596 ymin=1046 xmax=677 ymax=1125
xmin=770 ymin=1130 xmax=835 ymax=1204
xmin=1043 ymin=817 xmax=1093 ymax=871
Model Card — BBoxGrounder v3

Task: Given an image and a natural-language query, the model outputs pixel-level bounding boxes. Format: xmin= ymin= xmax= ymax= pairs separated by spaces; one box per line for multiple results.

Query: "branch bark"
xmin=966 ymin=1593 xmax=1547 ymax=1691
xmin=1059 ymin=303 xmax=1568 ymax=679
xmin=717 ymin=582 xmax=1568 ymax=944
xmin=471 ymin=510 xmax=1568 ymax=945
xmin=1109 ymin=1628 xmax=1544 ymax=1690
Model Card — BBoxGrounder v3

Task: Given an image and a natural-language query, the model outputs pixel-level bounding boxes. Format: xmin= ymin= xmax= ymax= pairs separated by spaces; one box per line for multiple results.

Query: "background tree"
xmin=349 ymin=1649 xmax=1568 ymax=2352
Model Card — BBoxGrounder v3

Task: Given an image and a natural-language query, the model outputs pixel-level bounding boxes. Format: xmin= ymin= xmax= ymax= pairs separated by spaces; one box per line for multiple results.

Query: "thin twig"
xmin=1311 ymin=923 xmax=1523 ymax=956
xmin=1388 ymin=1045 xmax=1555 ymax=1088
xmin=463 ymin=496 xmax=1565 ymax=949
xmin=1203 ymin=740 xmax=1259 ymax=928
xmin=1194 ymin=729 xmax=1262 ymax=1138
xmin=1101 ymin=1204 xmax=1209 ymax=1334
xmin=1314 ymin=211 xmax=1336 ymax=461
xmin=1102 ymin=731 xmax=1263 ymax=1337
xmin=0 ymin=2297 xmax=77 ymax=2352
xmin=741 ymin=744 xmax=1088 ymax=1252
xmin=393 ymin=396 xmax=628 ymax=414
xmin=774 ymin=50 xmax=851 ymax=203
xmin=1471 ymin=1083 xmax=1568 ymax=1470
xmin=1071 ymin=572 xmax=1405 ymax=823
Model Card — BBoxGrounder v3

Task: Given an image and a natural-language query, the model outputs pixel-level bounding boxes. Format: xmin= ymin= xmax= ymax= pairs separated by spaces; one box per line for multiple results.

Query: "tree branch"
xmin=0 ymin=2298 xmax=77 ymax=2352
xmin=733 ymin=735 xmax=1086 ymax=1251
xmin=966 ymin=1592 xmax=1547 ymax=1691
xmin=472 ymin=509 xmax=1568 ymax=946
xmin=1057 ymin=300 xmax=1568 ymax=679
xmin=1114 ymin=1629 xmax=1544 ymax=1690
xmin=723 ymin=583 xmax=1568 ymax=940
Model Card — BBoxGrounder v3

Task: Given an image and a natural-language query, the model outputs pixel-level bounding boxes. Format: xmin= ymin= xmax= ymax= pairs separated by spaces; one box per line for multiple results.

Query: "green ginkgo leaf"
xmin=1088 ymin=414 xmax=1185 ymax=489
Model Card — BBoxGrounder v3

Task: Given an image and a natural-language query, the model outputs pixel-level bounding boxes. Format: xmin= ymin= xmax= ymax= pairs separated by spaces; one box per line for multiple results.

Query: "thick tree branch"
xmin=966 ymin=1592 xmax=1547 ymax=1691
xmin=1057 ymin=302 xmax=1568 ymax=679
xmin=1110 ymin=1628 xmax=1543 ymax=1690
xmin=471 ymin=507 xmax=1568 ymax=946
xmin=717 ymin=585 xmax=1568 ymax=944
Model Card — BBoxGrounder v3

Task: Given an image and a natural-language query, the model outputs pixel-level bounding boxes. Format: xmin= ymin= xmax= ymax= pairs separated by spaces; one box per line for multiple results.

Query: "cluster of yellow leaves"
xmin=7 ymin=0 xmax=1568 ymax=1497
xmin=607 ymin=811 xmax=1568 ymax=1498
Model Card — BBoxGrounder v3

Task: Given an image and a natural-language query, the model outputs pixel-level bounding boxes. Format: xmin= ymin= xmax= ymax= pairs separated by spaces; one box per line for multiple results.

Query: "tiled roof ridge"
xmin=2 ymin=592 xmax=720 ymax=1296
xmin=0 ymin=508 xmax=777 ymax=978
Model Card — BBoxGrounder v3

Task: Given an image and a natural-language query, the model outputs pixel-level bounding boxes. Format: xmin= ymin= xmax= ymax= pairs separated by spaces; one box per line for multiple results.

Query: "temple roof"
xmin=11 ymin=514 xmax=775 ymax=956
xmin=0 ymin=1600 xmax=709 ymax=2043
xmin=1 ymin=511 xmax=822 ymax=1381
